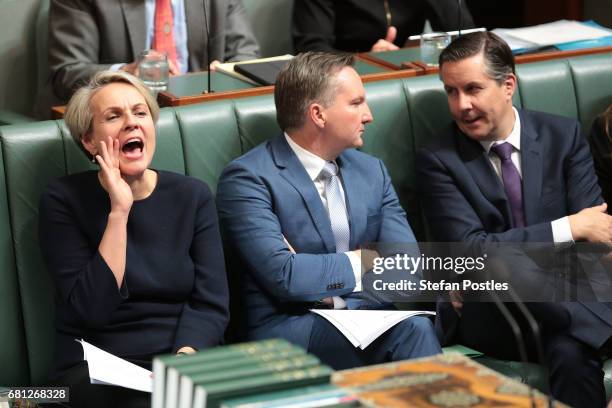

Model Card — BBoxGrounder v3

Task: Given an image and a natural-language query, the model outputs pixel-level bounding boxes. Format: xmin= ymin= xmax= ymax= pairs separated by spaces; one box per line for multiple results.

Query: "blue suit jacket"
xmin=417 ymin=109 xmax=612 ymax=349
xmin=217 ymin=135 xmax=418 ymax=349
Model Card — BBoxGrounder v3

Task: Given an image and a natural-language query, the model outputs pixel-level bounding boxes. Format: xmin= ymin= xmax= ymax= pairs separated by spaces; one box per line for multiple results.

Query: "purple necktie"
xmin=490 ymin=142 xmax=525 ymax=228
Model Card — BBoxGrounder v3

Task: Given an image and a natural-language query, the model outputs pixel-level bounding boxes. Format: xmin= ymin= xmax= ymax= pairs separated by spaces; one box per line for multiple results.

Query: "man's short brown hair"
xmin=274 ymin=52 xmax=355 ymax=132
xmin=439 ymin=31 xmax=515 ymax=84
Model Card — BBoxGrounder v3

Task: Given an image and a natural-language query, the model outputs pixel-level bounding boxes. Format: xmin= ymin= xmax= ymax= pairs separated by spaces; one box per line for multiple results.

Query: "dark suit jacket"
xmin=216 ymin=135 xmax=419 ymax=349
xmin=588 ymin=115 xmax=612 ymax=214
xmin=39 ymin=171 xmax=229 ymax=378
xmin=47 ymin=0 xmax=260 ymax=103
xmin=417 ymin=108 xmax=612 ymax=349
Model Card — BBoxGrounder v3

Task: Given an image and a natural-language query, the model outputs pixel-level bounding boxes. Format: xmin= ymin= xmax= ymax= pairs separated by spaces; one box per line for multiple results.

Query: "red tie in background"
xmin=153 ymin=0 xmax=179 ymax=71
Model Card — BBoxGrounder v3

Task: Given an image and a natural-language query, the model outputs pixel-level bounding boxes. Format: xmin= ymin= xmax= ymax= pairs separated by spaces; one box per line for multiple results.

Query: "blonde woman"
xmin=39 ymin=71 xmax=228 ymax=407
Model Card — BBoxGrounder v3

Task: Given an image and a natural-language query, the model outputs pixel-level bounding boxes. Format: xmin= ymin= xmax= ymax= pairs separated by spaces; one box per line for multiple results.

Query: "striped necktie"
xmin=320 ymin=161 xmax=350 ymax=252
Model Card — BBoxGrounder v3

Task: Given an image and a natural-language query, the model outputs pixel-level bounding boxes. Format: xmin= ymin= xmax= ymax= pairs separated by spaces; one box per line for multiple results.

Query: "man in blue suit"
xmin=217 ymin=52 xmax=441 ymax=369
xmin=417 ymin=32 xmax=612 ymax=407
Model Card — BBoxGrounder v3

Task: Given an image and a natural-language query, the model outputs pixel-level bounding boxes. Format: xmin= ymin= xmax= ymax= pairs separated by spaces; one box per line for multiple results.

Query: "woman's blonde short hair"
xmin=64 ymin=70 xmax=160 ymax=159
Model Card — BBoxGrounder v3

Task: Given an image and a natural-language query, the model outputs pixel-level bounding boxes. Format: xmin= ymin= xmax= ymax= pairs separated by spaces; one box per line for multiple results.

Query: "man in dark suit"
xmin=417 ymin=32 xmax=612 ymax=408
xmin=217 ymin=52 xmax=441 ymax=370
xmin=45 ymin=0 xmax=260 ymax=107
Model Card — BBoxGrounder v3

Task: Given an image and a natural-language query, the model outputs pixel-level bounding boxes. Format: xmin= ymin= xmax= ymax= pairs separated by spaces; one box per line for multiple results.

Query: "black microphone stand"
xmin=488 ymin=288 xmax=536 ymax=408
xmin=203 ymin=0 xmax=213 ymax=94
xmin=457 ymin=0 xmax=462 ymax=37
xmin=505 ymin=284 xmax=554 ymax=408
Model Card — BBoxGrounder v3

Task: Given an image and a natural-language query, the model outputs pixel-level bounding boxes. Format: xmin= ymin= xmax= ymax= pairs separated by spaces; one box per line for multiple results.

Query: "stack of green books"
xmin=152 ymin=339 xmax=333 ymax=408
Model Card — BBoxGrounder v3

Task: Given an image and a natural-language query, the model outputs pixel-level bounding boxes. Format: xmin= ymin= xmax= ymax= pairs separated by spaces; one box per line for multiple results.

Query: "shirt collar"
xmin=480 ymin=107 xmax=521 ymax=154
xmin=284 ymin=133 xmax=328 ymax=181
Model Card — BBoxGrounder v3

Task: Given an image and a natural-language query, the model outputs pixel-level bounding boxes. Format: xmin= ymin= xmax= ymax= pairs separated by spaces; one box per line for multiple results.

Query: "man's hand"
xmin=370 ymin=26 xmax=400 ymax=52
xmin=177 ymin=346 xmax=196 ymax=355
xmin=356 ymin=248 xmax=380 ymax=274
xmin=209 ymin=60 xmax=221 ymax=71
xmin=569 ymin=203 xmax=612 ymax=243
xmin=120 ymin=61 xmax=139 ymax=76
xmin=168 ymin=59 xmax=180 ymax=76
xmin=121 ymin=57 xmax=180 ymax=76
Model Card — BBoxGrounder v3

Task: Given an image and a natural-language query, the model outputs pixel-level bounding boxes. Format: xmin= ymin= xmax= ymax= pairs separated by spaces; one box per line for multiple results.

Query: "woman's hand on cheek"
xmin=96 ymin=136 xmax=133 ymax=215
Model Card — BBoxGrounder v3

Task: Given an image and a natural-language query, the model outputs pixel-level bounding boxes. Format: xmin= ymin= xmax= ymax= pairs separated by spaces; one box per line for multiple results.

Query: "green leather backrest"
xmin=234 ymin=94 xmax=280 ymax=153
xmin=401 ymin=75 xmax=448 ymax=241
xmin=176 ymin=101 xmax=241 ymax=192
xmin=568 ymin=53 xmax=612 ymax=133
xmin=61 ymin=120 xmax=96 ymax=174
xmin=0 ymin=122 xmax=65 ymax=385
xmin=360 ymin=79 xmax=424 ymax=240
xmin=151 ymin=109 xmax=186 ymax=174
xmin=516 ymin=59 xmax=578 ymax=120
xmin=0 ymin=140 xmax=30 ymax=385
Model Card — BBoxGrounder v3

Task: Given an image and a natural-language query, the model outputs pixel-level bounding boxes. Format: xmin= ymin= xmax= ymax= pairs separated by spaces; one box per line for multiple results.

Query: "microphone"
xmin=203 ymin=0 xmax=212 ymax=94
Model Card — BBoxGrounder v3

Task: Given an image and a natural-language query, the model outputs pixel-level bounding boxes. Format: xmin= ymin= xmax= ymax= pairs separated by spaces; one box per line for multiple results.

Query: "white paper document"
xmin=310 ymin=309 xmax=435 ymax=350
xmin=491 ymin=28 xmax=541 ymax=51
xmin=493 ymin=20 xmax=612 ymax=49
xmin=78 ymin=339 xmax=153 ymax=393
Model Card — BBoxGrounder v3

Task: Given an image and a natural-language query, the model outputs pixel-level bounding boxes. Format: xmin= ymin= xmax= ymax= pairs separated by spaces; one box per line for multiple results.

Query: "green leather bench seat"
xmin=1 ymin=53 xmax=611 ymax=398
xmin=0 ymin=142 xmax=29 ymax=386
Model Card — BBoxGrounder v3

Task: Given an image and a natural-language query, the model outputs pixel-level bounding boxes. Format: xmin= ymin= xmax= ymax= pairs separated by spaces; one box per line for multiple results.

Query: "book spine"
xmin=193 ymin=355 xmax=320 ymax=385
xmin=152 ymin=359 xmax=166 ymax=408
xmin=204 ymin=366 xmax=333 ymax=408
xmin=175 ymin=348 xmax=307 ymax=379
xmin=219 ymin=387 xmax=352 ymax=408
xmin=179 ymin=355 xmax=319 ymax=408
xmin=217 ymin=384 xmax=338 ymax=408
xmin=193 ymin=386 xmax=207 ymax=408
xmin=155 ymin=338 xmax=296 ymax=369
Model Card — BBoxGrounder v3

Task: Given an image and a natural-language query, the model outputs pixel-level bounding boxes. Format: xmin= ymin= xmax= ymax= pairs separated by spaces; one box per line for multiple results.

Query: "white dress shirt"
xmin=284 ymin=134 xmax=362 ymax=309
xmin=479 ymin=107 xmax=573 ymax=243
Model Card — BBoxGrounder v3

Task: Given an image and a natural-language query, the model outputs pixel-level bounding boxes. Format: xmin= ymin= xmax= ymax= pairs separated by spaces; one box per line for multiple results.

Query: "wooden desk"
xmin=362 ymin=44 xmax=612 ymax=76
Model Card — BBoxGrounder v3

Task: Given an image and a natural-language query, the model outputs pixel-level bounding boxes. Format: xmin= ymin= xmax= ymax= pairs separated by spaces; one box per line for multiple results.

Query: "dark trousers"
xmin=48 ymin=362 xmax=150 ymax=408
xmin=307 ymin=314 xmax=441 ymax=370
xmin=457 ymin=303 xmax=605 ymax=408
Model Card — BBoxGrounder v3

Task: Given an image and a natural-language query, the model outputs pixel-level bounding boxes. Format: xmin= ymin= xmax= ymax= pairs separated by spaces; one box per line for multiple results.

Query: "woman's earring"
xmin=91 ymin=155 xmax=97 ymax=164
